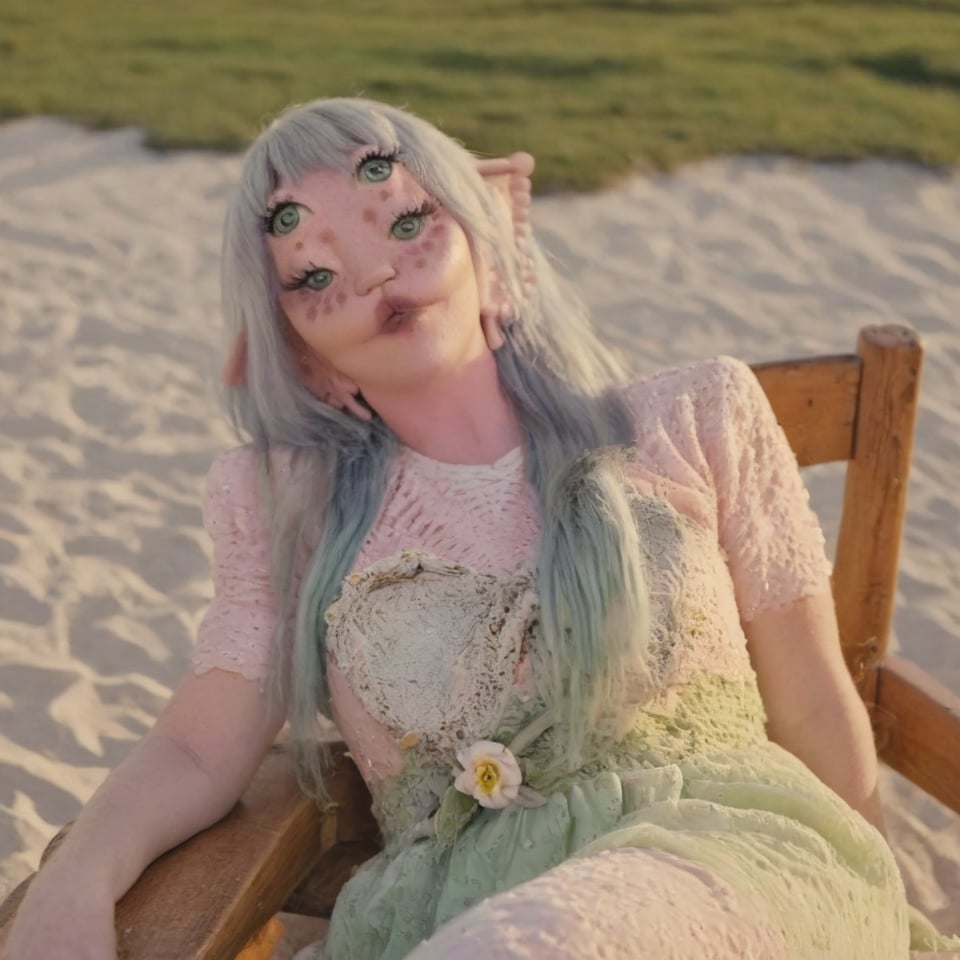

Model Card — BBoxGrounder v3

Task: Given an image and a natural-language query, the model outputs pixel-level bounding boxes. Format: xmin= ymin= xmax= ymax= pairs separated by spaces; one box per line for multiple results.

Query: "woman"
xmin=4 ymin=98 xmax=957 ymax=959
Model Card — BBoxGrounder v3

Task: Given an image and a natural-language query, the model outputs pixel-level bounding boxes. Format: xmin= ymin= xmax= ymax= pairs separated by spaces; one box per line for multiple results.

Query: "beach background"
xmin=1 ymin=0 xmax=959 ymax=945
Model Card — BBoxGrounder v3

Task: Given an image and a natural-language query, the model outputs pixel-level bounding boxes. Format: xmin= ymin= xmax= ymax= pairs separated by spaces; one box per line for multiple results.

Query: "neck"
xmin=363 ymin=351 xmax=523 ymax=465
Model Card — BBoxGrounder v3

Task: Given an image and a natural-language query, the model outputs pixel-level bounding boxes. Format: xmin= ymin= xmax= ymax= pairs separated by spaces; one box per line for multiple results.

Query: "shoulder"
xmin=621 ymin=355 xmax=762 ymax=424
xmin=203 ymin=445 xmax=294 ymax=534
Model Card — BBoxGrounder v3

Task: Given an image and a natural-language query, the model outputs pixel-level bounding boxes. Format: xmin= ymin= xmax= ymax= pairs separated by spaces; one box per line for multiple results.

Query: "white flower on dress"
xmin=453 ymin=740 xmax=523 ymax=809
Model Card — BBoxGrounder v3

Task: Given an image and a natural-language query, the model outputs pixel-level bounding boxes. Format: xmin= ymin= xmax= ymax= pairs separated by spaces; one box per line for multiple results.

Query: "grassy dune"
xmin=1 ymin=1 xmax=958 ymax=190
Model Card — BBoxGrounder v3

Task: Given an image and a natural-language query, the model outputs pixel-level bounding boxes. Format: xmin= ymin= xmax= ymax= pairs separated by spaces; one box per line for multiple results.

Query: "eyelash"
xmin=261 ymin=197 xmax=294 ymax=234
xmin=394 ymin=200 xmax=439 ymax=223
xmin=355 ymin=147 xmax=400 ymax=173
xmin=283 ymin=262 xmax=326 ymax=292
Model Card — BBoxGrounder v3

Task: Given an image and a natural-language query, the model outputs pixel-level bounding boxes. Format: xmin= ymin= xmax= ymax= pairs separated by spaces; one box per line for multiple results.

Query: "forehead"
xmin=268 ymin=156 xmax=424 ymax=206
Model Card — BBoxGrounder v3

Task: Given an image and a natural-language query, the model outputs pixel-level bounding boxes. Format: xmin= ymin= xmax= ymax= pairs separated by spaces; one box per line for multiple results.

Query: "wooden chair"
xmin=2 ymin=324 xmax=959 ymax=959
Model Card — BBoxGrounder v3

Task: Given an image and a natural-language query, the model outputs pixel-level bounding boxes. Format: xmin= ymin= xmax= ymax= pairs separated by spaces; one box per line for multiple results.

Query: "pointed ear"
xmin=221 ymin=332 xmax=248 ymax=386
xmin=474 ymin=152 xmax=536 ymax=349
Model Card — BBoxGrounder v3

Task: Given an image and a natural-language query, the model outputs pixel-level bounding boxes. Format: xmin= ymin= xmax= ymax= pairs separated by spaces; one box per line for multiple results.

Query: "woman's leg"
xmin=406 ymin=847 xmax=785 ymax=960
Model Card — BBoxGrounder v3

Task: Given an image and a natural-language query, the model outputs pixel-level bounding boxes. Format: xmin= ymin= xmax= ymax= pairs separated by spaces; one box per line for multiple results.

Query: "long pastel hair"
xmin=220 ymin=98 xmax=653 ymax=799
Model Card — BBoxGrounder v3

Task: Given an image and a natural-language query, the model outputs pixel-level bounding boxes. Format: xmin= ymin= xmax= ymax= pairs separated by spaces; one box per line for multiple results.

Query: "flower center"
xmin=476 ymin=761 xmax=500 ymax=794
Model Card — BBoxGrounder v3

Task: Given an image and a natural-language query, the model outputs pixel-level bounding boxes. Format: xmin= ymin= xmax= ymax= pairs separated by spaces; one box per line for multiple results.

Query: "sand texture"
xmin=0 ymin=118 xmax=957 ymax=936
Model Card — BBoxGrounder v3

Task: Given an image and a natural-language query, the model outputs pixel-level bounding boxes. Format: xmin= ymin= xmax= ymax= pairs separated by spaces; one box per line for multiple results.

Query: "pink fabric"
xmin=406 ymin=847 xmax=786 ymax=960
xmin=193 ymin=357 xmax=832 ymax=782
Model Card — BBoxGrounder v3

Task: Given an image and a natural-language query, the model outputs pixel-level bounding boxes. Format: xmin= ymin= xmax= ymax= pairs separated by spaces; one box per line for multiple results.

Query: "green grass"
xmin=1 ymin=0 xmax=958 ymax=190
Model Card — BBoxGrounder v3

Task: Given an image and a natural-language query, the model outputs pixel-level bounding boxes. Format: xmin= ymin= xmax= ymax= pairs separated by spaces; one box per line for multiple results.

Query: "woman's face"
xmin=264 ymin=149 xmax=486 ymax=398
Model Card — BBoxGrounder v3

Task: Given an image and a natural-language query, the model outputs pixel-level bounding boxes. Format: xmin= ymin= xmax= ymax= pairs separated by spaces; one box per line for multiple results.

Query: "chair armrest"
xmin=0 ymin=743 xmax=378 ymax=960
xmin=873 ymin=655 xmax=960 ymax=816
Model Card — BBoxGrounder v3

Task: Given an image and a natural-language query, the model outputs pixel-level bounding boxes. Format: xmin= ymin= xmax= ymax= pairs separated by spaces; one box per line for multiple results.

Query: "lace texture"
xmin=354 ymin=445 xmax=541 ymax=579
xmin=193 ymin=356 xmax=831 ymax=719
xmin=193 ymin=448 xmax=281 ymax=681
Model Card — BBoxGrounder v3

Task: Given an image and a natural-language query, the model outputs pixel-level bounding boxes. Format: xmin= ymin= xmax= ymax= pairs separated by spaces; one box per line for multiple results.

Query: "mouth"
xmin=377 ymin=297 xmax=422 ymax=334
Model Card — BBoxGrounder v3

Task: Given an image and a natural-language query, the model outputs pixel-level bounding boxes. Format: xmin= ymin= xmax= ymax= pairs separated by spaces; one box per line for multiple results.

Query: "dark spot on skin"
xmin=320 ymin=229 xmax=336 ymax=244
xmin=379 ymin=188 xmax=392 ymax=201
xmin=415 ymin=258 xmax=427 ymax=269
xmin=296 ymin=242 xmax=304 ymax=251
xmin=323 ymin=303 xmax=334 ymax=315
xmin=335 ymin=291 xmax=347 ymax=305
xmin=362 ymin=209 xmax=377 ymax=224
xmin=307 ymin=304 xmax=318 ymax=323
xmin=422 ymin=240 xmax=434 ymax=251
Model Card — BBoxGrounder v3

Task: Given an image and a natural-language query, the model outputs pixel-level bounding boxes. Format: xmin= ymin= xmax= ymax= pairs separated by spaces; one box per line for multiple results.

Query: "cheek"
xmin=397 ymin=219 xmax=455 ymax=271
xmin=280 ymin=288 xmax=339 ymax=328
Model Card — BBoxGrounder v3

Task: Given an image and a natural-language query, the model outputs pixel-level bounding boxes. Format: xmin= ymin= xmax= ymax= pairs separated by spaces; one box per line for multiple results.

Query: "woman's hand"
xmin=2 ymin=868 xmax=117 ymax=960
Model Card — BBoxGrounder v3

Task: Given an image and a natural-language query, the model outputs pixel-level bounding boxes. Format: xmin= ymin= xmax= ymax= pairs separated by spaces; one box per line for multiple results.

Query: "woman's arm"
xmin=2 ymin=667 xmax=285 ymax=960
xmin=744 ymin=592 xmax=886 ymax=833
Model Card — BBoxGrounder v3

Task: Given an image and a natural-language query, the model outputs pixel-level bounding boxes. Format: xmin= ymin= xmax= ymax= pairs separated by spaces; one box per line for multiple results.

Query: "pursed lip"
xmin=376 ymin=296 xmax=423 ymax=333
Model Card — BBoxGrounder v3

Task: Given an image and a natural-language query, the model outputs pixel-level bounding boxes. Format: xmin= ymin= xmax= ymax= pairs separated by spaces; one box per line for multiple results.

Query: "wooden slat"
xmin=751 ymin=354 xmax=861 ymax=466
xmin=115 ymin=742 xmax=375 ymax=960
xmin=111 ymin=745 xmax=334 ymax=960
xmin=832 ymin=326 xmax=923 ymax=698
xmin=874 ymin=656 xmax=960 ymax=816
xmin=0 ymin=743 xmax=377 ymax=960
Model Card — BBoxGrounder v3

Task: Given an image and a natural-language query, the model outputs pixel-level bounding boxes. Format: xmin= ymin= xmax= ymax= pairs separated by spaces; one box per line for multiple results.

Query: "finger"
xmin=476 ymin=152 xmax=536 ymax=179
xmin=342 ymin=394 xmax=373 ymax=421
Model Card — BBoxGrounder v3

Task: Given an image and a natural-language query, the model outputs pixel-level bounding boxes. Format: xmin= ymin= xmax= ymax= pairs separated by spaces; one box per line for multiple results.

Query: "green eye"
xmin=359 ymin=156 xmax=393 ymax=183
xmin=269 ymin=203 xmax=301 ymax=236
xmin=305 ymin=269 xmax=334 ymax=291
xmin=391 ymin=215 xmax=424 ymax=241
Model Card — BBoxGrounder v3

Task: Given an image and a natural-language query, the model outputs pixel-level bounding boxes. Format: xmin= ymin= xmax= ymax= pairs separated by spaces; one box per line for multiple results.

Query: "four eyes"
xmin=267 ymin=152 xmax=432 ymax=293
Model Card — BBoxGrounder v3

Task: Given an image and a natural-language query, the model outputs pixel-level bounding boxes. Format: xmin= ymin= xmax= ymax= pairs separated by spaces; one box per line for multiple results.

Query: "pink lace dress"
xmin=193 ymin=357 xmax=937 ymax=959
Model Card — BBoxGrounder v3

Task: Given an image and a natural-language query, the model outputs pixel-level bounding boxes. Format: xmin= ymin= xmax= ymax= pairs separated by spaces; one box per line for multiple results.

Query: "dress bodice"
xmin=193 ymin=356 xmax=833 ymax=829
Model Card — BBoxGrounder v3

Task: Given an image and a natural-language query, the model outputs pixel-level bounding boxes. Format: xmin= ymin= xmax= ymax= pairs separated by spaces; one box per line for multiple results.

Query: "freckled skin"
xmin=266 ymin=157 xmax=484 ymax=394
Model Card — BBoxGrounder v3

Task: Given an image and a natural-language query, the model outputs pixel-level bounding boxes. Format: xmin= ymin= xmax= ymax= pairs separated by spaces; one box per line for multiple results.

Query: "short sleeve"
xmin=697 ymin=356 xmax=832 ymax=621
xmin=193 ymin=447 xmax=279 ymax=681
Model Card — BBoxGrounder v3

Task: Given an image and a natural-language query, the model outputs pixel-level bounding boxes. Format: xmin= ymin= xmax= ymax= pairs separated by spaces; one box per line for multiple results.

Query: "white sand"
xmin=1 ymin=119 xmax=958 ymax=936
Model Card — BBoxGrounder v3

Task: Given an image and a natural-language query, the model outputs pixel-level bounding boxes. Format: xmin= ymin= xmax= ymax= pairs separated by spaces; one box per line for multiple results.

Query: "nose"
xmin=353 ymin=263 xmax=397 ymax=297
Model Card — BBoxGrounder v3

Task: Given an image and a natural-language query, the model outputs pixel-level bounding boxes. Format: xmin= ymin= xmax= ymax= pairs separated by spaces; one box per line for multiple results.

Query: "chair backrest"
xmin=751 ymin=325 xmax=960 ymax=817
xmin=750 ymin=324 xmax=922 ymax=690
